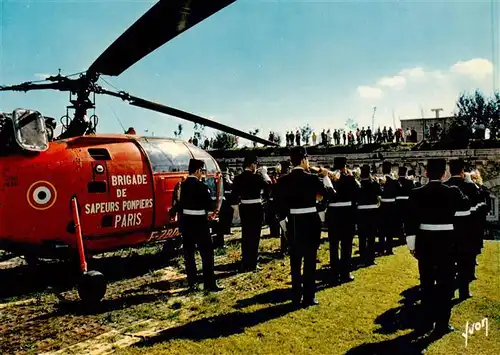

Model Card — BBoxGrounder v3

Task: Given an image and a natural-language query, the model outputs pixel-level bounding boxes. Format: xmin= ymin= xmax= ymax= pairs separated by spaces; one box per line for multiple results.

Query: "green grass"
xmin=116 ymin=236 xmax=500 ymax=355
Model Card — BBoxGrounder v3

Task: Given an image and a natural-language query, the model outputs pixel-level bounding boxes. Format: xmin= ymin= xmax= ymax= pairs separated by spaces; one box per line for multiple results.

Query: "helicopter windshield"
xmin=12 ymin=108 xmax=49 ymax=152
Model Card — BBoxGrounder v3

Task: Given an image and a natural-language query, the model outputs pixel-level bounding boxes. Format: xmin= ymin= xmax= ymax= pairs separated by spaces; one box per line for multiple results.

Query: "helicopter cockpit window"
xmin=11 ymin=108 xmax=48 ymax=152
xmin=186 ymin=144 xmax=219 ymax=174
xmin=139 ymin=140 xmax=191 ymax=173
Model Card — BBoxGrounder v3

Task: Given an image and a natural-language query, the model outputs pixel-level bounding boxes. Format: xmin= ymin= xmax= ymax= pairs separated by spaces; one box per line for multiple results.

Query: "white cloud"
xmin=450 ymin=58 xmax=493 ymax=80
xmin=357 ymin=85 xmax=383 ymax=99
xmin=377 ymin=75 xmax=406 ymax=90
xmin=399 ymin=67 xmax=426 ymax=79
xmin=353 ymin=58 xmax=497 ymax=129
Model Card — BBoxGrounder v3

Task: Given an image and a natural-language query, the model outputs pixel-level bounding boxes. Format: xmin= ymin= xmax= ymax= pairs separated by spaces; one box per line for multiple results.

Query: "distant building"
xmin=400 ymin=116 xmax=455 ymax=142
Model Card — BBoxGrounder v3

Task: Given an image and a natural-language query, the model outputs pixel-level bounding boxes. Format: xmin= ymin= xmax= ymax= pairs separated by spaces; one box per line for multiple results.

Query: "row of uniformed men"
xmin=173 ymin=151 xmax=487 ymax=336
xmin=227 ymin=146 xmax=487 ymax=336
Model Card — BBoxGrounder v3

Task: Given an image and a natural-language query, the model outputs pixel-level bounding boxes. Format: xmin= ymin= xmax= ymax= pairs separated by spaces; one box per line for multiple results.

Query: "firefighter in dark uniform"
xmin=327 ymin=157 xmax=359 ymax=283
xmin=444 ymin=159 xmax=477 ymax=299
xmin=406 ymin=158 xmax=469 ymax=335
xmin=356 ymin=165 xmax=381 ymax=266
xmin=378 ymin=161 xmax=400 ymax=255
xmin=275 ymin=146 xmax=334 ymax=306
xmin=174 ymin=159 xmax=223 ymax=292
xmin=231 ymin=154 xmax=270 ymax=271
xmin=396 ymin=166 xmax=414 ymax=244
xmin=214 ymin=168 xmax=234 ymax=248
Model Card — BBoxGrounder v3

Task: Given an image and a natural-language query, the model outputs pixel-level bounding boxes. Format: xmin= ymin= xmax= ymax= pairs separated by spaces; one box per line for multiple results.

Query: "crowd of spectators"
xmin=282 ymin=126 xmax=419 ymax=147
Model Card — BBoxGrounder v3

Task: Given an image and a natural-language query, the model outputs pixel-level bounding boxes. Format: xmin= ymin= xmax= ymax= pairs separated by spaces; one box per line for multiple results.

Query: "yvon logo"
xmin=462 ymin=317 xmax=489 ymax=348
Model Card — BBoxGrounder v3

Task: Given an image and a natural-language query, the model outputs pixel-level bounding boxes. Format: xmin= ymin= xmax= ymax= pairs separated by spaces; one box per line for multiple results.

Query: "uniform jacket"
xmin=230 ymin=169 xmax=270 ymax=206
xmin=357 ymin=178 xmax=381 ymax=207
xmin=329 ymin=172 xmax=359 ymax=206
xmin=406 ymin=181 xmax=469 ymax=251
xmin=275 ymin=167 xmax=334 ymax=221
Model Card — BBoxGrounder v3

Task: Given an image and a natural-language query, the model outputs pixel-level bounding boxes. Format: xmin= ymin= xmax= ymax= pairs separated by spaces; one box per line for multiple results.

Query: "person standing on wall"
xmin=275 ymin=146 xmax=334 ymax=307
xmin=327 ymin=157 xmax=360 ymax=284
xmin=406 ymin=158 xmax=468 ymax=335
xmin=230 ymin=154 xmax=270 ymax=272
xmin=173 ymin=159 xmax=223 ymax=292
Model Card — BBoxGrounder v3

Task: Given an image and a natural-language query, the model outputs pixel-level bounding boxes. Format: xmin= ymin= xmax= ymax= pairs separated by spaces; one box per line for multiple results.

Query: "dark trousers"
xmin=288 ymin=213 xmax=321 ymax=303
xmin=379 ymin=202 xmax=398 ymax=253
xmin=357 ymin=208 xmax=378 ymax=264
xmin=181 ymin=216 xmax=216 ymax=289
xmin=417 ymin=233 xmax=455 ymax=328
xmin=215 ymin=199 xmax=233 ymax=247
xmin=266 ymin=201 xmax=280 ymax=238
xmin=239 ymin=203 xmax=263 ymax=270
xmin=327 ymin=207 xmax=355 ymax=278
xmin=455 ymin=230 xmax=476 ymax=293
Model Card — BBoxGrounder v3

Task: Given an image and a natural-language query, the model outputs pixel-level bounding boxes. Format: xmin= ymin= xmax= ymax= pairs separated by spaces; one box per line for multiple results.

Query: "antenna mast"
xmin=371 ymin=106 xmax=377 ymax=129
xmin=431 ymin=108 xmax=443 ymax=118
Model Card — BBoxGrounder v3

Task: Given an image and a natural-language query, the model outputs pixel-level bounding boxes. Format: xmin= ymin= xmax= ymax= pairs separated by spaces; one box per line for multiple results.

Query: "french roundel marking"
xmin=27 ymin=181 xmax=58 ymax=210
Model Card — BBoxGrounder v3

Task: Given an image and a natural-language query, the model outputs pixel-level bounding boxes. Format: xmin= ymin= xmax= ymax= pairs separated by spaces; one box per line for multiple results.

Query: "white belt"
xmin=419 ymin=223 xmax=453 ymax=231
xmin=290 ymin=207 xmax=317 ymax=214
xmin=241 ymin=199 xmax=262 ymax=204
xmin=183 ymin=209 xmax=206 ymax=216
xmin=328 ymin=201 xmax=352 ymax=207
xmin=381 ymin=198 xmax=396 ymax=203
xmin=455 ymin=210 xmax=471 ymax=217
xmin=225 ymin=190 xmax=232 ymax=194
xmin=269 ymin=198 xmax=274 ymax=201
xmin=211 ymin=196 xmax=217 ymax=200
xmin=396 ymin=196 xmax=409 ymax=200
xmin=357 ymin=204 xmax=378 ymax=209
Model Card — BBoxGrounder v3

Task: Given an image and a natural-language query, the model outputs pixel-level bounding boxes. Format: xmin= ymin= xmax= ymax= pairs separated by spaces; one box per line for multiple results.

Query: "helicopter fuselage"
xmin=0 ymin=134 xmax=223 ymax=260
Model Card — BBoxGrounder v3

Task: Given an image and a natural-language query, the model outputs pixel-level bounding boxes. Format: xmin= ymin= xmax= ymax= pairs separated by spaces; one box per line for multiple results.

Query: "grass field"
xmin=118 ymin=233 xmax=499 ymax=355
xmin=1 ymin=230 xmax=498 ymax=355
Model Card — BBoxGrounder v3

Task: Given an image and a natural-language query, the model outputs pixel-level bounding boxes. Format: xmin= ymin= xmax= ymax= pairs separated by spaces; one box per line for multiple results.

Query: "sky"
xmin=0 ymin=0 xmax=499 ymax=146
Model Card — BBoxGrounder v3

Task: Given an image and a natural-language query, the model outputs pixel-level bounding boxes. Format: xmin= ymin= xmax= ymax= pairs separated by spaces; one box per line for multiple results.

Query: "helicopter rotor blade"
xmin=88 ymin=0 xmax=236 ymax=77
xmin=99 ymin=88 xmax=277 ymax=146
xmin=0 ymin=82 xmax=66 ymax=92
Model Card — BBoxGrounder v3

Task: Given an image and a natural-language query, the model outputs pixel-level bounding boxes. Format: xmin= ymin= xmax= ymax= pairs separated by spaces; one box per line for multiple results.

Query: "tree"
xmin=193 ymin=123 xmax=205 ymax=141
xmin=249 ymin=128 xmax=260 ymax=147
xmin=173 ymin=124 xmax=183 ymax=138
xmin=300 ymin=124 xmax=313 ymax=145
xmin=212 ymin=132 xmax=237 ymax=150
xmin=453 ymin=90 xmax=500 ymax=140
xmin=488 ymin=92 xmax=500 ymax=139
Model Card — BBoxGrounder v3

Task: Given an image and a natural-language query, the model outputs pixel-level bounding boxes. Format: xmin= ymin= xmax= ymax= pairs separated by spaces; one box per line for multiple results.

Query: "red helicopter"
xmin=0 ymin=0 xmax=276 ymax=305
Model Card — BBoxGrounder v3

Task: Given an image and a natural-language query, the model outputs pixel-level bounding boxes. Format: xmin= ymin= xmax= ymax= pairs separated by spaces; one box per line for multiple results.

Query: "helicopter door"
xmin=137 ymin=139 xmax=191 ymax=228
xmin=81 ymin=141 xmax=155 ymax=235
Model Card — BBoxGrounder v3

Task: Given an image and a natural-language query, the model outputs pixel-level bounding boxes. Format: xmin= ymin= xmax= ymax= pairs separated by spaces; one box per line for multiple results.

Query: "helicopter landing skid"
xmin=70 ymin=197 xmax=107 ymax=306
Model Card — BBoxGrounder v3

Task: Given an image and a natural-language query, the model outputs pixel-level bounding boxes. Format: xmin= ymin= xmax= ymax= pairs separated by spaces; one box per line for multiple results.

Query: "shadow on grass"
xmin=132 ymin=299 xmax=296 ymax=347
xmin=346 ymin=285 xmax=460 ymax=354
xmin=345 ymin=330 xmax=448 ymax=355
xmin=234 ymin=288 xmax=291 ymax=309
xmin=374 ymin=286 xmax=464 ymax=335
